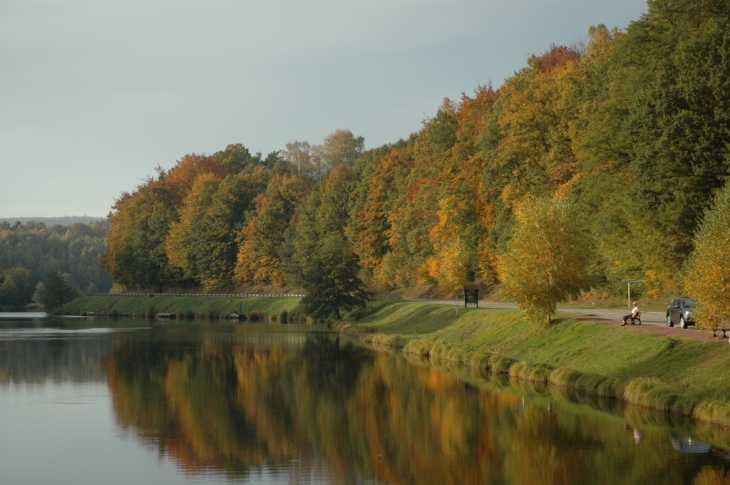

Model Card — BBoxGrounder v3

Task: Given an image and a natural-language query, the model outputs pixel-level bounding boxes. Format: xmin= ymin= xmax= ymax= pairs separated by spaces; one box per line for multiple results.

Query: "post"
xmin=628 ymin=281 xmax=631 ymax=309
xmin=621 ymin=278 xmax=641 ymax=309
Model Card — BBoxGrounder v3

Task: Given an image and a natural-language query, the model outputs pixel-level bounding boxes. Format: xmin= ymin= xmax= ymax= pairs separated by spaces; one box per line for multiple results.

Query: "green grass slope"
xmin=338 ymin=300 xmax=730 ymax=427
xmin=65 ymin=295 xmax=306 ymax=322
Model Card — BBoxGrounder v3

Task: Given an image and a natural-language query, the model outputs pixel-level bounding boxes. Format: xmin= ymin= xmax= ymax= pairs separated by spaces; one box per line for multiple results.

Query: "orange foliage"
xmin=164 ymin=153 xmax=227 ymax=196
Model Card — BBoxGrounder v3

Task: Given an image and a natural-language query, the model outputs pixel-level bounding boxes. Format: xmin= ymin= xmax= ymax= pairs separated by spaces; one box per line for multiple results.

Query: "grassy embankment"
xmin=67 ymin=295 xmax=730 ymax=427
xmin=65 ymin=295 xmax=307 ymax=322
xmin=335 ymin=299 xmax=730 ymax=428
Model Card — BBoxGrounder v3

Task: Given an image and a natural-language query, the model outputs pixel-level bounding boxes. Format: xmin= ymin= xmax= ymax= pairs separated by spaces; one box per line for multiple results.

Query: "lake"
xmin=1 ymin=316 xmax=729 ymax=484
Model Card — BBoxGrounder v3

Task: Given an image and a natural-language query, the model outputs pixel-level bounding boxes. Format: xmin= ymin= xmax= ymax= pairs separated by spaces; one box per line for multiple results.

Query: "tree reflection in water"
xmin=104 ymin=328 xmax=730 ymax=485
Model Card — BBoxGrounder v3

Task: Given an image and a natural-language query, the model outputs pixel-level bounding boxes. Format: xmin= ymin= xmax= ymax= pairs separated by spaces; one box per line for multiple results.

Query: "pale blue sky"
xmin=0 ymin=0 xmax=648 ymax=217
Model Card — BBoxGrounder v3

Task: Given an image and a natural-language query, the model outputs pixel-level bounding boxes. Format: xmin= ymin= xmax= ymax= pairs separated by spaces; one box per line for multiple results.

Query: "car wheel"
xmin=680 ymin=316 xmax=687 ymax=329
xmin=667 ymin=315 xmax=674 ymax=327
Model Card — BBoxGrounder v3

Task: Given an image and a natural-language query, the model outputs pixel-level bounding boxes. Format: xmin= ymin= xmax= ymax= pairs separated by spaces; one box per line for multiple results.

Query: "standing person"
xmin=621 ymin=302 xmax=640 ymax=326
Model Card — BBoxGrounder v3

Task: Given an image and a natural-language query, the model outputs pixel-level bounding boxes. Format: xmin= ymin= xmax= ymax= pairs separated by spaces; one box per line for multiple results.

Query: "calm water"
xmin=1 ymin=316 xmax=730 ymax=485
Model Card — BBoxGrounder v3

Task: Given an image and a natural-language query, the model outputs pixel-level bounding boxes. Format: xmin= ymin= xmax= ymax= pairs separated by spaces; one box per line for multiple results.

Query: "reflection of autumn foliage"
xmin=694 ymin=467 xmax=730 ymax=485
xmin=105 ymin=332 xmax=730 ymax=484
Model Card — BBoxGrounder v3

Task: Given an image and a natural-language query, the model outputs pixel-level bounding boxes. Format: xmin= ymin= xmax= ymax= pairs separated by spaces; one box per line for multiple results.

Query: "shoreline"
xmin=333 ymin=300 xmax=730 ymax=429
xmin=65 ymin=295 xmax=730 ymax=428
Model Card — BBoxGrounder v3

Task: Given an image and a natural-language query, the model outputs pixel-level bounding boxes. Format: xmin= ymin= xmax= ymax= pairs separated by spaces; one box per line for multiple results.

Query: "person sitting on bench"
xmin=621 ymin=302 xmax=640 ymax=326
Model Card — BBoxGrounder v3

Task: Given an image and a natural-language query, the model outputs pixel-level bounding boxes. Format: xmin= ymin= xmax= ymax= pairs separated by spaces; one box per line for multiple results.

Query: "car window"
xmin=681 ymin=298 xmax=696 ymax=308
xmin=674 ymin=300 xmax=681 ymax=308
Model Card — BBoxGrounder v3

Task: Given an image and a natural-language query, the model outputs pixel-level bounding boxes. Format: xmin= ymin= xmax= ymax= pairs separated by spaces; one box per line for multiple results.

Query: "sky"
xmin=0 ymin=0 xmax=648 ymax=218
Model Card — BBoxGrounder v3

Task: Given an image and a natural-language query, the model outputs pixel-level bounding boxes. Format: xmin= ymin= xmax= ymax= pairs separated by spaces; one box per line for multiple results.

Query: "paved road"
xmin=405 ymin=298 xmax=682 ymax=329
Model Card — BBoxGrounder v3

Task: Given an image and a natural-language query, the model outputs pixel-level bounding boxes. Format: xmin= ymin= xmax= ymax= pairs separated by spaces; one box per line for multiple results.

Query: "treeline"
xmin=0 ymin=216 xmax=105 ymax=227
xmin=102 ymin=0 xmax=730 ymax=302
xmin=0 ymin=221 xmax=112 ymax=309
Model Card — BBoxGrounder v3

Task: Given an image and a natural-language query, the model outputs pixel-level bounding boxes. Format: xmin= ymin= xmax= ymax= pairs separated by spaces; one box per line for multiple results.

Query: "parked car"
xmin=666 ymin=297 xmax=696 ymax=328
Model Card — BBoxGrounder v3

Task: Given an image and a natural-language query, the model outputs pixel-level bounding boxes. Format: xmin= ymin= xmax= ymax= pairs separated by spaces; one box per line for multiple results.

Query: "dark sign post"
xmin=463 ymin=284 xmax=479 ymax=308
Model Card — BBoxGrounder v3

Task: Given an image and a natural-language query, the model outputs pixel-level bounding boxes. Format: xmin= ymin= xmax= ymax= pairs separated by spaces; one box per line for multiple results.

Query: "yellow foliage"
xmin=685 ymin=185 xmax=730 ymax=330
xmin=500 ymin=196 xmax=592 ymax=323
xmin=693 ymin=467 xmax=730 ymax=485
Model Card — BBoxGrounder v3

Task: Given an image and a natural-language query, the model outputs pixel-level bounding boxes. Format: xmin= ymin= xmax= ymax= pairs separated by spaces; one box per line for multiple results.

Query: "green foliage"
xmin=42 ymin=271 xmax=80 ymax=311
xmin=301 ymin=233 xmax=371 ymax=320
xmin=0 ymin=221 xmax=111 ymax=298
xmin=0 ymin=267 xmax=36 ymax=309
xmin=630 ymin=20 xmax=730 ymax=268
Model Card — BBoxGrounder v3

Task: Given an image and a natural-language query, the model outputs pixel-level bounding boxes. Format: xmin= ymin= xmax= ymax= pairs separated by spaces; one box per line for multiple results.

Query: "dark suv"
xmin=666 ymin=297 xmax=696 ymax=329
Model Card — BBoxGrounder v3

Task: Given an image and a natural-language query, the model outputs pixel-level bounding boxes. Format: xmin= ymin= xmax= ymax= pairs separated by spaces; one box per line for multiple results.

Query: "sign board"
xmin=621 ymin=278 xmax=642 ymax=283
xmin=462 ymin=284 xmax=479 ymax=308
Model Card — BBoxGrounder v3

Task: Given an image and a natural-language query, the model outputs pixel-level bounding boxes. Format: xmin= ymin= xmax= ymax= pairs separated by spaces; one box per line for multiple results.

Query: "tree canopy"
xmin=100 ymin=2 xmax=730 ymax=318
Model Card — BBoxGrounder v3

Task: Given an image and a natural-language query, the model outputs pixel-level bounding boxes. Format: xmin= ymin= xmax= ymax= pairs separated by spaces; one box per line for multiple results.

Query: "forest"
xmin=100 ymin=1 xmax=730 ymax=317
xmin=0 ymin=220 xmax=112 ymax=310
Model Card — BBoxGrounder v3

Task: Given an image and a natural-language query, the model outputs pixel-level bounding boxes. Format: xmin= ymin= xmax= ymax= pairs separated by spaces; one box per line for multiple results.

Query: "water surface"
xmin=1 ymin=317 xmax=729 ymax=484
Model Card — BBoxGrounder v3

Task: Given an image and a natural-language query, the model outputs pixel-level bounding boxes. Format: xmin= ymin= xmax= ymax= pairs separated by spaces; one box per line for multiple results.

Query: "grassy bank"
xmin=65 ymin=295 xmax=307 ymax=322
xmin=68 ymin=295 xmax=730 ymax=426
xmin=336 ymin=300 xmax=730 ymax=427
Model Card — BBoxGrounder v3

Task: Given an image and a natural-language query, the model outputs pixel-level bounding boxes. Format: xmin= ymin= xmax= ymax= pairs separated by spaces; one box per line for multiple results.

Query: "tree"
xmin=32 ymin=282 xmax=45 ymax=306
xmin=684 ymin=183 xmax=730 ymax=330
xmin=630 ymin=21 xmax=730 ymax=269
xmin=301 ymin=233 xmax=371 ymax=320
xmin=233 ymin=173 xmax=308 ymax=286
xmin=282 ymin=141 xmax=314 ymax=177
xmin=42 ymin=271 xmax=79 ymax=311
xmin=0 ymin=267 xmax=36 ymax=309
xmin=213 ymin=143 xmax=259 ymax=175
xmin=311 ymin=129 xmax=365 ymax=175
xmin=499 ymin=196 xmax=592 ymax=324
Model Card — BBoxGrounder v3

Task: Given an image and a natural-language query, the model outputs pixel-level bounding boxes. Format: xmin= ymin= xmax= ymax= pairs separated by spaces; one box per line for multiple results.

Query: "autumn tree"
xmin=102 ymin=153 xmax=226 ymax=290
xmin=234 ymin=173 xmax=309 ymax=286
xmin=684 ymin=183 xmax=730 ymax=331
xmin=499 ymin=196 xmax=592 ymax=324
xmin=198 ymin=169 xmax=269 ymax=287
xmin=165 ymin=174 xmax=222 ymax=283
xmin=347 ymin=144 xmax=408 ymax=274
xmin=311 ymin=129 xmax=365 ymax=176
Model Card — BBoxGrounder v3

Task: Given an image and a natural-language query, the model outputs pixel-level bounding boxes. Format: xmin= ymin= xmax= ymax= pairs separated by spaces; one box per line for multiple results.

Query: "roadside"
xmin=404 ymin=298 xmax=723 ymax=343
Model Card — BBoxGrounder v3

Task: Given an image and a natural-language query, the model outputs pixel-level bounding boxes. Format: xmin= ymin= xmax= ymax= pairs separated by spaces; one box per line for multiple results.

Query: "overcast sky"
xmin=0 ymin=0 xmax=648 ymax=218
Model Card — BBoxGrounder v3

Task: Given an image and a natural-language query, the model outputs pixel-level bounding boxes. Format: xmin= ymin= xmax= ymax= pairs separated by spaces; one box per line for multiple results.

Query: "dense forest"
xmin=0 ymin=220 xmax=112 ymax=309
xmin=101 ymin=1 xmax=730 ymax=307
xmin=0 ymin=216 xmax=105 ymax=227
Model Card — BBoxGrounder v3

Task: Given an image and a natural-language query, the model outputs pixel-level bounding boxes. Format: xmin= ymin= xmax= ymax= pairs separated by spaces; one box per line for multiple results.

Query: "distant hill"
xmin=0 ymin=216 xmax=106 ymax=227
